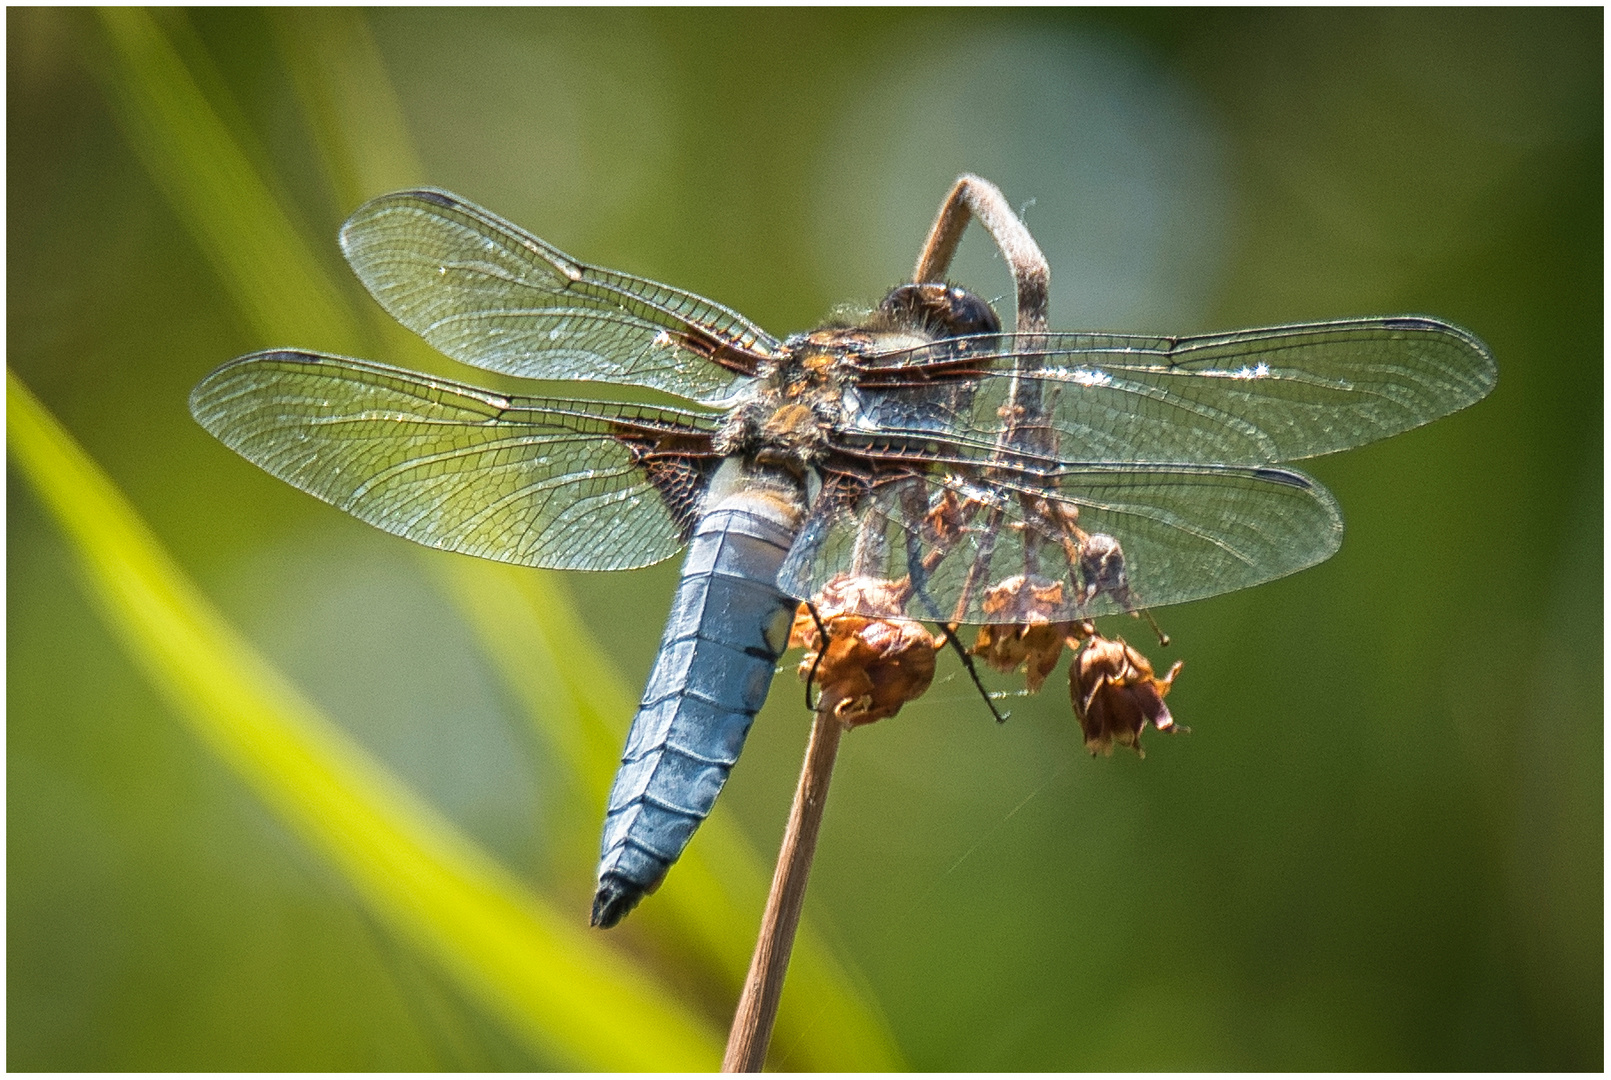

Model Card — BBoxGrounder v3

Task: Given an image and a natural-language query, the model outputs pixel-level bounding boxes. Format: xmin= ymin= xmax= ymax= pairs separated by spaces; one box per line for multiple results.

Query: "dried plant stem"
xmin=722 ymin=706 xmax=846 ymax=1072
xmin=724 ymin=175 xmax=1048 ymax=1070
xmin=913 ymin=173 xmax=1049 ymax=333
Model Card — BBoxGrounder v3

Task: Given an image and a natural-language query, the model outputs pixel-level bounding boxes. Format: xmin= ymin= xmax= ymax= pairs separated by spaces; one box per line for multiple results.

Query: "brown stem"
xmin=722 ymin=707 xmax=846 ymax=1072
xmin=912 ymin=173 xmax=1050 ymax=333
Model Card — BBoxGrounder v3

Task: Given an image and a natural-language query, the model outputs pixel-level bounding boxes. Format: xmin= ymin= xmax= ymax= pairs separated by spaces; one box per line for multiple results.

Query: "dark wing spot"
xmin=1380 ymin=317 xmax=1444 ymax=332
xmin=400 ymin=187 xmax=460 ymax=209
xmin=1250 ymin=467 xmax=1314 ymax=490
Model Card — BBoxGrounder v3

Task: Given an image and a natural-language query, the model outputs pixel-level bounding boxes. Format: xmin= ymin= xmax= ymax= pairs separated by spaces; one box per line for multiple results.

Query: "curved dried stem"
xmin=913 ymin=173 xmax=1050 ymax=333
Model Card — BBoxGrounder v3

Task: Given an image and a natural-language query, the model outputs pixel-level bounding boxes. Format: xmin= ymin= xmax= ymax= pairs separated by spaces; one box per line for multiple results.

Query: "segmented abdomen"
xmin=592 ymin=498 xmax=798 ymax=928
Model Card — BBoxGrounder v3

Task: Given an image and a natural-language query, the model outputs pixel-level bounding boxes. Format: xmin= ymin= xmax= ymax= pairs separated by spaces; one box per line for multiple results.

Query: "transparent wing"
xmin=339 ymin=189 xmax=778 ymax=406
xmin=777 ymin=463 xmax=1341 ymax=623
xmin=190 ymin=350 xmax=720 ymax=571
xmin=844 ymin=317 xmax=1496 ymax=465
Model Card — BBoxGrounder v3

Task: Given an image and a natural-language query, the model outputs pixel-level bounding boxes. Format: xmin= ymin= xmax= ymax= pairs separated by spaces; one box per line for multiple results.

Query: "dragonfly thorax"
xmin=716 ymin=367 xmax=840 ymax=479
xmin=721 ymin=295 xmax=988 ymax=479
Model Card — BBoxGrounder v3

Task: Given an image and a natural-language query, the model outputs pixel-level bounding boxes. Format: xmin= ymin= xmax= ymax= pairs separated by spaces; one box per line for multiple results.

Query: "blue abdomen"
xmin=592 ymin=485 xmax=801 ymax=928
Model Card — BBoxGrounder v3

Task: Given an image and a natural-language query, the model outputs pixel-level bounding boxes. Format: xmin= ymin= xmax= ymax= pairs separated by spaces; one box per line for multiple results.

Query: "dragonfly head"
xmin=874 ymin=283 xmax=1001 ymax=340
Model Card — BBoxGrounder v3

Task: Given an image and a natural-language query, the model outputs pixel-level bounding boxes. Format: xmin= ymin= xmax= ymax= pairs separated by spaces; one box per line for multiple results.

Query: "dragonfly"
xmin=189 ymin=176 xmax=1496 ymax=929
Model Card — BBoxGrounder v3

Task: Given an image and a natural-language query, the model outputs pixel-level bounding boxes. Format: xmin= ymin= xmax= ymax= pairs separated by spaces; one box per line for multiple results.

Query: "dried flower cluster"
xmin=971 ymin=574 xmax=1093 ymax=693
xmin=789 ymin=576 xmax=939 ymax=727
xmin=962 ymin=573 xmax=1184 ymax=755
xmin=793 ymin=571 xmax=1184 ymax=754
xmin=1068 ymin=635 xmax=1184 ymax=757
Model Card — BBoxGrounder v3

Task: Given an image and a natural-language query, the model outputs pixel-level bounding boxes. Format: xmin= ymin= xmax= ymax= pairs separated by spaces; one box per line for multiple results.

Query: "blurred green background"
xmin=8 ymin=7 xmax=1601 ymax=1070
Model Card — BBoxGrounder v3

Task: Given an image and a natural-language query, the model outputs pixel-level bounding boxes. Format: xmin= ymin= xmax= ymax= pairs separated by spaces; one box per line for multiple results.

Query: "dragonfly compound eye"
xmin=878 ymin=283 xmax=1002 ymax=339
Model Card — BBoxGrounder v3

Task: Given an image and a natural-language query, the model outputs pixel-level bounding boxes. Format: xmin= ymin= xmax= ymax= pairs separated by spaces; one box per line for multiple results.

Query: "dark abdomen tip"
xmin=591 ymin=877 xmax=645 ymax=929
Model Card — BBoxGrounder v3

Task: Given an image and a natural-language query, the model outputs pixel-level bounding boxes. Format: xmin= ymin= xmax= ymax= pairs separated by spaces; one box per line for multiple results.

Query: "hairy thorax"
xmin=715 ymin=283 xmax=1004 ymax=482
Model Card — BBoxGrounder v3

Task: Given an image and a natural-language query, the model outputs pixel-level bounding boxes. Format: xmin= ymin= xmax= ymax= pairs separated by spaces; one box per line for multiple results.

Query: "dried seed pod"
xmin=792 ymin=576 xmax=939 ymax=726
xmin=970 ymin=575 xmax=1093 ymax=692
xmin=1071 ymin=635 xmax=1185 ymax=757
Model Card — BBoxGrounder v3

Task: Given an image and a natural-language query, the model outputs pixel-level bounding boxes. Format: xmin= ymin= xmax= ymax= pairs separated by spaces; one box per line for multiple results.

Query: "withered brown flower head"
xmin=790 ymin=576 xmax=939 ymax=727
xmin=970 ymin=575 xmax=1094 ymax=693
xmin=1071 ymin=635 xmax=1185 ymax=757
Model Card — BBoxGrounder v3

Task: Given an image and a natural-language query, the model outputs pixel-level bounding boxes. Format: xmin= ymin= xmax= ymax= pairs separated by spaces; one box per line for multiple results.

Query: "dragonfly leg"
xmin=949 ymin=501 xmax=1004 ymax=624
xmin=900 ymin=476 xmax=950 ymax=621
xmin=803 ymin=601 xmax=831 ymax=711
xmin=934 ymin=623 xmax=1009 ymax=724
xmin=849 ymin=493 xmax=890 ymax=578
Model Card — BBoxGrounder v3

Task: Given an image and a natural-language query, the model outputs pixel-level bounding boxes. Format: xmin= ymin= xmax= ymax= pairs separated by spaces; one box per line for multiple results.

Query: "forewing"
xmin=845 ymin=317 xmax=1496 ymax=465
xmin=339 ymin=189 xmax=777 ymax=406
xmin=778 ymin=463 xmax=1342 ymax=623
xmin=190 ymin=350 xmax=720 ymax=571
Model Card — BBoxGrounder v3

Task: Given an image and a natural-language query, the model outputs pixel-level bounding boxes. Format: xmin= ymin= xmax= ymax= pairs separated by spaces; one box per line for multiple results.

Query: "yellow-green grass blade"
xmin=7 ymin=370 xmax=722 ymax=1071
xmin=267 ymin=8 xmax=444 ymax=368
xmin=439 ymin=559 xmax=907 ymax=1070
xmin=95 ymin=7 xmax=362 ymax=355
xmin=269 ymin=8 xmax=426 ymax=212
